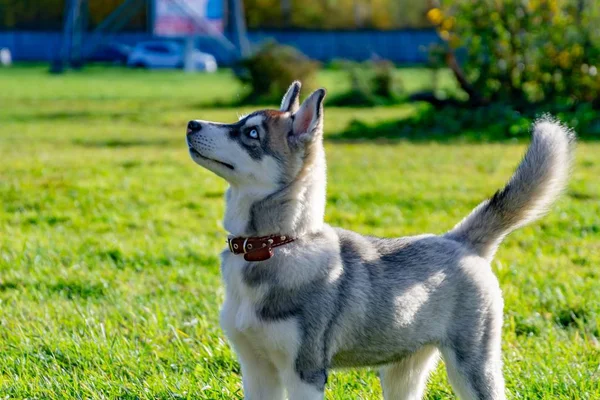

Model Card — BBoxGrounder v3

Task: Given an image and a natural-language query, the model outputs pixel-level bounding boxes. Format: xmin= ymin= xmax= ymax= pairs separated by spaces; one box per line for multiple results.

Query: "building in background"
xmin=154 ymin=0 xmax=223 ymax=35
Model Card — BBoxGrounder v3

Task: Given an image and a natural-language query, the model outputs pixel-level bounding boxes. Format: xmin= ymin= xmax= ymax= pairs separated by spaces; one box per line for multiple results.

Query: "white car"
xmin=127 ymin=41 xmax=217 ymax=72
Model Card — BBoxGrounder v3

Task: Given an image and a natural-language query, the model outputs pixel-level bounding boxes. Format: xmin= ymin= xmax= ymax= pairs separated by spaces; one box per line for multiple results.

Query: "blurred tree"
xmin=244 ymin=0 xmax=282 ymax=28
xmin=0 ymin=0 xmax=65 ymax=30
xmin=87 ymin=0 xmax=146 ymax=30
xmin=428 ymin=0 xmax=600 ymax=107
xmin=243 ymin=0 xmax=430 ymax=29
xmin=0 ymin=0 xmax=146 ymax=31
xmin=1 ymin=0 xmax=431 ymax=31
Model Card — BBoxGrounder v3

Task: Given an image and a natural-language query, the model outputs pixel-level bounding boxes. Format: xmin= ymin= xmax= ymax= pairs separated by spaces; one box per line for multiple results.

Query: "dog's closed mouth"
xmin=189 ymin=147 xmax=235 ymax=170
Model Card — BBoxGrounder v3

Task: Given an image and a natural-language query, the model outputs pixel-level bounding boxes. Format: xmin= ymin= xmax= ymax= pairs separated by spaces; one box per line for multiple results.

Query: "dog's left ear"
xmin=280 ymin=81 xmax=302 ymax=113
xmin=290 ymin=88 xmax=326 ymax=145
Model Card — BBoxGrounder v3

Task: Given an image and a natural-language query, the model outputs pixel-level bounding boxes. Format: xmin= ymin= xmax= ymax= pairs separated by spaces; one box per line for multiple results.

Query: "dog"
xmin=186 ymin=81 xmax=575 ymax=399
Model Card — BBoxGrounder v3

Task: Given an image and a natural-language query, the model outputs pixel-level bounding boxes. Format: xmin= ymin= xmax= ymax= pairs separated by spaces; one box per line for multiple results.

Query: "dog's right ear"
xmin=280 ymin=81 xmax=301 ymax=113
xmin=288 ymin=88 xmax=326 ymax=147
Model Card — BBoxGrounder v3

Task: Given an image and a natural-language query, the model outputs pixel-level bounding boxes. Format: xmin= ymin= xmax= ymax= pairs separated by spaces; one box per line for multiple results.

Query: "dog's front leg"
xmin=279 ymin=304 xmax=330 ymax=399
xmin=220 ymin=302 xmax=285 ymax=399
xmin=282 ymin=368 xmax=327 ymax=400
xmin=228 ymin=330 xmax=285 ymax=400
xmin=239 ymin=356 xmax=284 ymax=400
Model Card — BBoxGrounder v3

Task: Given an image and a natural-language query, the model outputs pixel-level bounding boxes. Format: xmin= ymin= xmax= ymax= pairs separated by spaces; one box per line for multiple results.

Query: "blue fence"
xmin=0 ymin=30 xmax=439 ymax=64
xmin=249 ymin=30 xmax=439 ymax=63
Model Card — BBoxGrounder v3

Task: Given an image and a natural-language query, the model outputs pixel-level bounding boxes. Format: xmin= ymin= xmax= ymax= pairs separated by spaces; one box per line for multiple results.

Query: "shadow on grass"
xmin=96 ymin=247 xmax=220 ymax=273
xmin=327 ymin=118 xmax=517 ymax=144
xmin=189 ymin=94 xmax=281 ymax=110
xmin=0 ymin=279 xmax=106 ymax=300
xmin=7 ymin=110 xmax=137 ymax=123
xmin=73 ymin=138 xmax=174 ymax=148
xmin=568 ymin=190 xmax=599 ymax=201
xmin=328 ymin=102 xmax=600 ymax=144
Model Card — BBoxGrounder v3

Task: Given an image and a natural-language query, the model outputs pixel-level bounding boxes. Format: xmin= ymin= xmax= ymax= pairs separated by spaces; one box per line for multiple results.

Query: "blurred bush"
xmin=428 ymin=0 xmax=600 ymax=108
xmin=330 ymin=60 xmax=404 ymax=106
xmin=236 ymin=42 xmax=319 ymax=104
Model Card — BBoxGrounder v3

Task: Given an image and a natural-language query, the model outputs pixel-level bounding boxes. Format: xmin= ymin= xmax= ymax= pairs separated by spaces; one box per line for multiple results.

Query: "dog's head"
xmin=186 ymin=82 xmax=326 ymax=195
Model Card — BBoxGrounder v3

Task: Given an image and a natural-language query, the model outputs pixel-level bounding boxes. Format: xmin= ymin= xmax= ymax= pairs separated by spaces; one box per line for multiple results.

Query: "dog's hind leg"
xmin=440 ymin=311 xmax=506 ymax=400
xmin=379 ymin=345 xmax=439 ymax=400
xmin=440 ymin=345 xmax=505 ymax=400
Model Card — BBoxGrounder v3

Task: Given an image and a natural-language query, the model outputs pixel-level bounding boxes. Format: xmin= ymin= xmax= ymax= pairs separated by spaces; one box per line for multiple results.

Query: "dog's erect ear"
xmin=290 ymin=88 xmax=326 ymax=145
xmin=280 ymin=81 xmax=302 ymax=113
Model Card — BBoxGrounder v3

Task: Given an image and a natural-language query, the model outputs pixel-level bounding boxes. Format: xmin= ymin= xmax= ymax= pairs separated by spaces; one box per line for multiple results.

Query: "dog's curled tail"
xmin=446 ymin=117 xmax=575 ymax=260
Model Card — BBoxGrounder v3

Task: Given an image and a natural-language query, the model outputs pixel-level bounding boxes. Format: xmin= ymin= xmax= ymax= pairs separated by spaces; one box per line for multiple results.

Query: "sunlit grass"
xmin=0 ymin=66 xmax=598 ymax=399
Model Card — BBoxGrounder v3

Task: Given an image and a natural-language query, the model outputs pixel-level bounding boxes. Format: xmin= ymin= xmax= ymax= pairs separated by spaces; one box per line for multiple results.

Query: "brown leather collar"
xmin=227 ymin=234 xmax=295 ymax=261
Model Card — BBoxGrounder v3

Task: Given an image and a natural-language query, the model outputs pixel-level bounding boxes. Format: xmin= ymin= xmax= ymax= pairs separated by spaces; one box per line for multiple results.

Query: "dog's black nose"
xmin=187 ymin=120 xmax=202 ymax=134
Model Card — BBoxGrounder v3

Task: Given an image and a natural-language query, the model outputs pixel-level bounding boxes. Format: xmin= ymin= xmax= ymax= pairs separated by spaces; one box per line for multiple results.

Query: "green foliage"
xmin=244 ymin=0 xmax=431 ymax=30
xmin=329 ymin=60 xmax=404 ymax=106
xmin=237 ymin=42 xmax=320 ymax=104
xmin=2 ymin=0 xmax=430 ymax=31
xmin=0 ymin=66 xmax=599 ymax=398
xmin=430 ymin=0 xmax=600 ymax=106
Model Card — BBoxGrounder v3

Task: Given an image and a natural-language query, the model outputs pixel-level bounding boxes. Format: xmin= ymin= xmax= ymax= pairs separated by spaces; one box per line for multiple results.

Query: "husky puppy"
xmin=186 ymin=81 xmax=574 ymax=400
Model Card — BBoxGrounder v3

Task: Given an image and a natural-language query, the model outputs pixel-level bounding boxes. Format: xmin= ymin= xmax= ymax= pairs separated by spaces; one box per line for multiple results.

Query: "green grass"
xmin=0 ymin=65 xmax=599 ymax=399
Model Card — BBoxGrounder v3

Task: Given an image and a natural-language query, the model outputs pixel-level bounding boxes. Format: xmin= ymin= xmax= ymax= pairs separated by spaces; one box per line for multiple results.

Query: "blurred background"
xmin=0 ymin=0 xmax=435 ymax=66
xmin=0 ymin=0 xmax=599 ymax=398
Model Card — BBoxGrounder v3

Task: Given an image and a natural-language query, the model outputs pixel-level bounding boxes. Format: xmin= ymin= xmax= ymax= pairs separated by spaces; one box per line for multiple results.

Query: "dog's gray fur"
xmin=186 ymin=81 xmax=575 ymax=399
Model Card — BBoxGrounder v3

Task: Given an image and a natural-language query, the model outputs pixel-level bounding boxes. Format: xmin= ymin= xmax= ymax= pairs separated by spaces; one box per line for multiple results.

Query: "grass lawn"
xmin=0 ymin=65 xmax=599 ymax=399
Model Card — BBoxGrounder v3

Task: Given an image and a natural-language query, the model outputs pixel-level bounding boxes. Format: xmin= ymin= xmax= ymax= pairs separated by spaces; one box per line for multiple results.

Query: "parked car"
xmin=127 ymin=41 xmax=217 ymax=72
xmin=88 ymin=43 xmax=131 ymax=65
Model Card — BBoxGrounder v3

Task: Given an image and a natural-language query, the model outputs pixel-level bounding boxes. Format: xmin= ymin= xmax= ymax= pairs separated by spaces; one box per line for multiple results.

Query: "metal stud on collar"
xmin=227 ymin=234 xmax=295 ymax=261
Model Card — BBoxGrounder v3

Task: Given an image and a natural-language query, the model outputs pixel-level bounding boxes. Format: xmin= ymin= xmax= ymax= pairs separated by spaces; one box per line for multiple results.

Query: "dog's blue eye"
xmin=247 ymin=129 xmax=259 ymax=139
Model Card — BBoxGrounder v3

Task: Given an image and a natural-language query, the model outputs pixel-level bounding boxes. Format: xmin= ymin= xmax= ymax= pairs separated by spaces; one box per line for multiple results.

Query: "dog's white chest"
xmin=233 ymin=296 xmax=258 ymax=331
xmin=221 ymin=253 xmax=257 ymax=327
xmin=221 ymin=252 xmax=272 ymax=330
xmin=220 ymin=252 xmax=300 ymax=364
